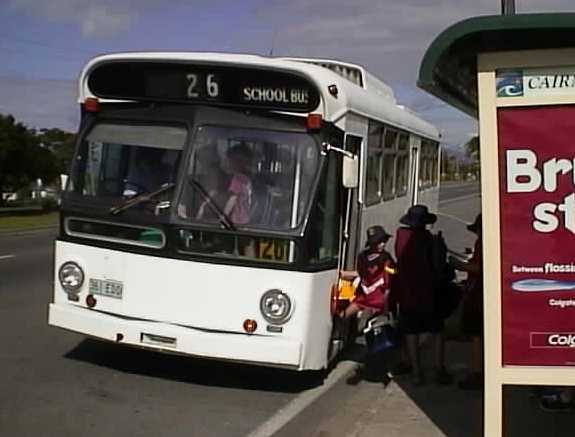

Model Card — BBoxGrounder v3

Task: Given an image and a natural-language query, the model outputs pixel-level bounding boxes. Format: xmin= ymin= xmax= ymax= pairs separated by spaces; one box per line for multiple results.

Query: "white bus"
xmin=49 ymin=52 xmax=440 ymax=371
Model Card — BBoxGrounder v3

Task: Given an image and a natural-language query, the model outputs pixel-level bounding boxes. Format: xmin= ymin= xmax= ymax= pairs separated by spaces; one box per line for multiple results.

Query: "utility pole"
xmin=501 ymin=0 xmax=516 ymax=15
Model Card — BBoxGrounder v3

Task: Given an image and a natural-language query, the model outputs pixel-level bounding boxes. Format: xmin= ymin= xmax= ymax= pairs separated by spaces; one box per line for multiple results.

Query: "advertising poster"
xmin=499 ymin=105 xmax=575 ymax=366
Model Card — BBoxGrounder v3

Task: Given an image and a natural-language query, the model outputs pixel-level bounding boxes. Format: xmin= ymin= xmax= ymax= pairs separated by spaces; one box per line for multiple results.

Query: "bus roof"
xmin=79 ymin=52 xmax=439 ymax=141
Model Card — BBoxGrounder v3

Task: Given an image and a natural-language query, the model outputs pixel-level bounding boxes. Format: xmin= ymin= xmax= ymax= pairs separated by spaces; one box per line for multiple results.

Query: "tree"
xmin=0 ymin=114 xmax=60 ymax=205
xmin=37 ymin=128 xmax=76 ymax=174
xmin=0 ymin=114 xmax=37 ymax=204
xmin=29 ymin=145 xmax=60 ymax=189
xmin=441 ymin=150 xmax=461 ymax=181
xmin=465 ymin=135 xmax=479 ymax=161
xmin=464 ymin=135 xmax=480 ymax=180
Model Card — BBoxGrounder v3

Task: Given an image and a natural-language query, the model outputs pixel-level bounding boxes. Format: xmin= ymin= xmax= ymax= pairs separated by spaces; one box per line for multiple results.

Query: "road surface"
xmin=0 ymin=183 xmax=480 ymax=437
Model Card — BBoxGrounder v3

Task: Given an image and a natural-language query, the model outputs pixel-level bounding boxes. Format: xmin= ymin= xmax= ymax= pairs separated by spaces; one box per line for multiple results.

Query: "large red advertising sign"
xmin=499 ymin=105 xmax=575 ymax=366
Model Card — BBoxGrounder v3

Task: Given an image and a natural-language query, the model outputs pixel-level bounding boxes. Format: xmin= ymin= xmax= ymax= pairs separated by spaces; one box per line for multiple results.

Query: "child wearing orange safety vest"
xmin=340 ymin=225 xmax=396 ymax=319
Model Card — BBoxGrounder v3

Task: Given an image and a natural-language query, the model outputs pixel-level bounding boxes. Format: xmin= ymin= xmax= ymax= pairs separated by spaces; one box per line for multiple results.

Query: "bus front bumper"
xmin=49 ymin=303 xmax=303 ymax=369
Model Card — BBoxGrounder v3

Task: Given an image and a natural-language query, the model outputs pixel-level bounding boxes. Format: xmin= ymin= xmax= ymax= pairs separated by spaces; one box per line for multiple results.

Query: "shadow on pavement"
xmin=392 ymin=339 xmax=483 ymax=437
xmin=341 ymin=337 xmax=484 ymax=436
xmin=64 ymin=338 xmax=326 ymax=393
xmin=384 ymin=339 xmax=575 ymax=437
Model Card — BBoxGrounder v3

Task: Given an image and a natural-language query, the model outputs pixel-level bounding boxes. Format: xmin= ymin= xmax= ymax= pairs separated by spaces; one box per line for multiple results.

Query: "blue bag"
xmin=363 ymin=313 xmax=400 ymax=354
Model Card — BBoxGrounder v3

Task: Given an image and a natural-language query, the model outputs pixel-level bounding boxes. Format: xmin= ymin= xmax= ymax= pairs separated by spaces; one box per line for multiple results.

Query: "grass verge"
xmin=0 ymin=212 xmax=59 ymax=233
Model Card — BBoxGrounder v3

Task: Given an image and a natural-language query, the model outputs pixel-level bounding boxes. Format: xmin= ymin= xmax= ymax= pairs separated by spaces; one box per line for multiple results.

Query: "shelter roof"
xmin=418 ymin=13 xmax=575 ymax=117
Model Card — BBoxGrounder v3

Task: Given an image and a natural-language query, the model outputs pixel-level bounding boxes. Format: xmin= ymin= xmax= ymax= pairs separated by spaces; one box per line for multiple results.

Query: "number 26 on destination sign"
xmin=186 ymin=73 xmax=220 ymax=98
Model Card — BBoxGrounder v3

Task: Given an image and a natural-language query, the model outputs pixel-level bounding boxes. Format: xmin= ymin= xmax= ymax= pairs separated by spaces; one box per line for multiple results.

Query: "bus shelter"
xmin=418 ymin=13 xmax=575 ymax=437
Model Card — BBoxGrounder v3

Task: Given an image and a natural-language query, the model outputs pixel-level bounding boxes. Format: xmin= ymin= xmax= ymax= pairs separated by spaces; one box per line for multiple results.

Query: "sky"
xmin=0 ymin=0 xmax=574 ymax=150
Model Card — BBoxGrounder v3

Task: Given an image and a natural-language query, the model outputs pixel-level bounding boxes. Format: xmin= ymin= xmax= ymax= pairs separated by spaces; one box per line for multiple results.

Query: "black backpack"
xmin=430 ymin=231 xmax=455 ymax=283
xmin=429 ymin=231 xmax=460 ymax=319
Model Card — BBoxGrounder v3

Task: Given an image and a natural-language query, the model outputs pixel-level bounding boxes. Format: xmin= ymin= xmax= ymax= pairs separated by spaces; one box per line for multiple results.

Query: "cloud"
xmin=392 ymin=83 xmax=476 ymax=148
xmin=4 ymin=0 xmax=575 ymax=148
xmin=7 ymin=0 xmax=141 ymax=37
xmin=254 ymin=0 xmax=575 ymax=79
xmin=0 ymin=77 xmax=78 ymax=131
xmin=7 ymin=0 xmax=219 ymax=37
xmin=78 ymin=5 xmax=134 ymax=38
xmin=255 ymin=0 xmax=496 ymax=75
xmin=251 ymin=0 xmax=573 ymax=148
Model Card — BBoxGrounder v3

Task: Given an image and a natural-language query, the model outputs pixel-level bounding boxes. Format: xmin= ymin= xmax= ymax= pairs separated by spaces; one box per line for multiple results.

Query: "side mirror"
xmin=342 ymin=155 xmax=359 ymax=188
xmin=321 ymin=142 xmax=359 ymax=188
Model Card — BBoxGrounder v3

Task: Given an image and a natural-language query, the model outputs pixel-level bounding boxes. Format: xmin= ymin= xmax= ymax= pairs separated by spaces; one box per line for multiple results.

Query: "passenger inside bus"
xmin=184 ymin=133 xmax=301 ymax=229
xmin=177 ymin=127 xmax=319 ymax=261
xmin=222 ymin=142 xmax=254 ymax=225
xmin=123 ymin=147 xmax=176 ymax=196
xmin=191 ymin=143 xmax=228 ymax=220
xmin=192 ymin=141 xmax=260 ymax=226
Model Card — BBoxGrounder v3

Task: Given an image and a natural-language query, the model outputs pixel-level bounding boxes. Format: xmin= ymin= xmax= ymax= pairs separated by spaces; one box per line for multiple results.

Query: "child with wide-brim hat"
xmin=399 ymin=204 xmax=437 ymax=228
xmin=392 ymin=204 xmax=452 ymax=386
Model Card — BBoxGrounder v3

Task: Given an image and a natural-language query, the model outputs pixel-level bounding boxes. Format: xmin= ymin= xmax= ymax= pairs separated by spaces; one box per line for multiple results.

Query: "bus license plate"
xmin=89 ymin=278 xmax=123 ymax=299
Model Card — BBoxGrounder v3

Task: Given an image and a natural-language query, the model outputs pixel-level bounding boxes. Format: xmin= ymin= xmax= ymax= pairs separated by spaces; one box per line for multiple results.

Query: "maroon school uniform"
xmin=392 ymin=226 xmax=442 ymax=333
xmin=354 ymin=249 xmax=395 ymax=312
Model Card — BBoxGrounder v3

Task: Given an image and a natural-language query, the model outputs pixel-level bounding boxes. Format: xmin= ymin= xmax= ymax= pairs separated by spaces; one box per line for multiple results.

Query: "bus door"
xmin=342 ymin=134 xmax=363 ymax=270
xmin=409 ymin=136 xmax=421 ymax=205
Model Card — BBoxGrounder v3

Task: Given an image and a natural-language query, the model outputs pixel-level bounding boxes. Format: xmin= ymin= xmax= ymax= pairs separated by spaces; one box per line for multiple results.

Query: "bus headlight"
xmin=58 ymin=262 xmax=84 ymax=293
xmin=260 ymin=289 xmax=292 ymax=324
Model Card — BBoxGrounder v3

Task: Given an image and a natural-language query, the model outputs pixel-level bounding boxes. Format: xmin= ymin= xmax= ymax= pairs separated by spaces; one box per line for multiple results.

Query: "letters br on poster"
xmin=499 ymin=105 xmax=575 ymax=366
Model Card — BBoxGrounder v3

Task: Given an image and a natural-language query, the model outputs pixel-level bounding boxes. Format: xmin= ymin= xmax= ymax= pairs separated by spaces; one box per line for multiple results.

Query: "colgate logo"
xmin=531 ymin=332 xmax=575 ymax=348
xmin=548 ymin=334 xmax=575 ymax=347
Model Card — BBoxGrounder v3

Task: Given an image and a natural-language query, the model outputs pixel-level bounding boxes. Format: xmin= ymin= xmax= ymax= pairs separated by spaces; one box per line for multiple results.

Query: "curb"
xmin=247 ymin=346 xmax=365 ymax=437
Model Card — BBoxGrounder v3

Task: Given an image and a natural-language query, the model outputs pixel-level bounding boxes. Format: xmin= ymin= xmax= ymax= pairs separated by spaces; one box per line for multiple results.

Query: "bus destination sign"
xmin=88 ymin=61 xmax=320 ymax=113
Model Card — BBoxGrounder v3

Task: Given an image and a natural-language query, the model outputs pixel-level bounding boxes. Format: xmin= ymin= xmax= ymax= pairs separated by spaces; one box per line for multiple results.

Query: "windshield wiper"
xmin=109 ymin=183 xmax=176 ymax=216
xmin=187 ymin=177 xmax=236 ymax=231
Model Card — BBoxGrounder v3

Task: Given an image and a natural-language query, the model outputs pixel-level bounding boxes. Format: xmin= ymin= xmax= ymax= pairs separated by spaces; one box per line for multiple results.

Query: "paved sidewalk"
xmin=280 ymin=336 xmax=575 ymax=437
xmin=308 ymin=377 xmax=452 ymax=437
xmin=298 ymin=339 xmax=482 ymax=437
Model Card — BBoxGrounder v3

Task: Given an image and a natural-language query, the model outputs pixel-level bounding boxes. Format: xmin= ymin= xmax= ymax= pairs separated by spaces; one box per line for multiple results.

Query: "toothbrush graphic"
xmin=512 ymin=279 xmax=575 ymax=292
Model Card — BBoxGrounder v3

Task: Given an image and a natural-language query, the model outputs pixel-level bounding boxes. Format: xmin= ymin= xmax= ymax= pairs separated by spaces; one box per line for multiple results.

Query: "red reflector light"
xmin=84 ymin=98 xmax=100 ymax=112
xmin=86 ymin=294 xmax=97 ymax=308
xmin=306 ymin=114 xmax=322 ymax=131
xmin=243 ymin=319 xmax=258 ymax=334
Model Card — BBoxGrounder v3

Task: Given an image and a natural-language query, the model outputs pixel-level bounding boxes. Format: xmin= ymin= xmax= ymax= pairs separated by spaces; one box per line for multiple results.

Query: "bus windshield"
xmin=68 ymin=123 xmax=185 ymax=209
xmin=177 ymin=125 xmax=320 ymax=231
